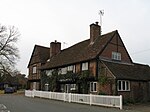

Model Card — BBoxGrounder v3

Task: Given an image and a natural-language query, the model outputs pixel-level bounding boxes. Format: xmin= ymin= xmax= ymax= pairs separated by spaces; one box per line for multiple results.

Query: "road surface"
xmin=0 ymin=94 xmax=149 ymax=112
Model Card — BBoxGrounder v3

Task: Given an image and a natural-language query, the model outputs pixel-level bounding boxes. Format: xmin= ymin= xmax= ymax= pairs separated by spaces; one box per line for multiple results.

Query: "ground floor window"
xmin=61 ymin=84 xmax=76 ymax=93
xmin=70 ymin=84 xmax=76 ymax=91
xmin=118 ymin=80 xmax=130 ymax=91
xmin=90 ymin=82 xmax=97 ymax=92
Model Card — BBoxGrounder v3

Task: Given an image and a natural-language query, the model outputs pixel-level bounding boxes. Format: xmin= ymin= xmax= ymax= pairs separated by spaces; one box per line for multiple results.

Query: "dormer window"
xmin=82 ymin=62 xmax=88 ymax=71
xmin=112 ymin=52 xmax=121 ymax=61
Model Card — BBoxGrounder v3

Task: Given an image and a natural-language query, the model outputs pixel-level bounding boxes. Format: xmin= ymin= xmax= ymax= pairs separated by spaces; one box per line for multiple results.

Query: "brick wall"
xmin=100 ymin=34 xmax=132 ymax=64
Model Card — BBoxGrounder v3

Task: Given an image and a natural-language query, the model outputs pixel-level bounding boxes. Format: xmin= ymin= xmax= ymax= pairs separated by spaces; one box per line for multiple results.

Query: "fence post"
xmin=32 ymin=89 xmax=35 ymax=98
xmin=120 ymin=95 xmax=123 ymax=110
xmin=40 ymin=91 xmax=42 ymax=98
xmin=64 ymin=92 xmax=66 ymax=102
xmin=90 ymin=94 xmax=92 ymax=106
xmin=49 ymin=91 xmax=51 ymax=99
xmin=69 ymin=93 xmax=71 ymax=103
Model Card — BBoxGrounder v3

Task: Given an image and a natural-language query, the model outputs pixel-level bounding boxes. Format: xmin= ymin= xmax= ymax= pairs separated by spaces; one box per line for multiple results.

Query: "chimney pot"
xmin=95 ymin=22 xmax=99 ymax=25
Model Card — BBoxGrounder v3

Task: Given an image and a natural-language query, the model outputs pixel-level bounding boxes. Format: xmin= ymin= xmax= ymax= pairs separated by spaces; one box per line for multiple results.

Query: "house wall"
xmin=75 ymin=60 xmax=97 ymax=76
xmin=28 ymin=63 xmax=42 ymax=90
xmin=100 ymin=34 xmax=132 ymax=64
xmin=28 ymin=63 xmax=41 ymax=80
xmin=75 ymin=63 xmax=81 ymax=73
xmin=118 ymin=81 xmax=149 ymax=102
xmin=96 ymin=62 xmax=149 ymax=102
xmin=97 ymin=62 xmax=116 ymax=95
xmin=29 ymin=82 xmax=40 ymax=90
xmin=89 ymin=60 xmax=97 ymax=76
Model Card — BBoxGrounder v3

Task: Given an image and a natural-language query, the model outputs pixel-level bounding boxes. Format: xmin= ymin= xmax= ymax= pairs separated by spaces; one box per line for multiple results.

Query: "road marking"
xmin=0 ymin=104 xmax=10 ymax=112
xmin=0 ymin=104 xmax=7 ymax=109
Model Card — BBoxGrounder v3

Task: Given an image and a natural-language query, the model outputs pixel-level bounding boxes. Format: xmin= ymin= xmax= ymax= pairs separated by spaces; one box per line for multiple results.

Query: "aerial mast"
xmin=99 ymin=10 xmax=104 ymax=26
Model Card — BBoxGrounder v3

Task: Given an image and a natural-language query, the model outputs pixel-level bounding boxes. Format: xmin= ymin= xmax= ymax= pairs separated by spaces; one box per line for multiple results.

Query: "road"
xmin=0 ymin=94 xmax=149 ymax=112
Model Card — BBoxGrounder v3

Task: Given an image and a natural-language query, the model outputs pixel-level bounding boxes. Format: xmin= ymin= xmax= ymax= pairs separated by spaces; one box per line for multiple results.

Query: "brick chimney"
xmin=50 ymin=40 xmax=61 ymax=58
xmin=90 ymin=22 xmax=101 ymax=44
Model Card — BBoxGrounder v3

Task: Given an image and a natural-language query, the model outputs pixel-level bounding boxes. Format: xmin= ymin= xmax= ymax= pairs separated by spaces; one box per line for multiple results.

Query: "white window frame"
xmin=33 ymin=66 xmax=37 ymax=74
xmin=67 ymin=65 xmax=73 ymax=71
xmin=67 ymin=65 xmax=76 ymax=73
xmin=82 ymin=62 xmax=88 ymax=71
xmin=61 ymin=67 xmax=67 ymax=74
xmin=118 ymin=80 xmax=130 ymax=91
xmin=90 ymin=82 xmax=97 ymax=92
xmin=46 ymin=70 xmax=53 ymax=77
xmin=112 ymin=52 xmax=121 ymax=61
xmin=70 ymin=84 xmax=76 ymax=90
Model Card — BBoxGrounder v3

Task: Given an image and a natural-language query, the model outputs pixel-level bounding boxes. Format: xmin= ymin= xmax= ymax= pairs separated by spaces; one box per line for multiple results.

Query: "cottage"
xmin=28 ymin=22 xmax=150 ymax=102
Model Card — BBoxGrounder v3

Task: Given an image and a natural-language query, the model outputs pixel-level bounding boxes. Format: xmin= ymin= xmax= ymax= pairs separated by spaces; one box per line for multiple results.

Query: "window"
xmin=118 ymin=80 xmax=130 ymax=91
xmin=82 ymin=62 xmax=88 ymax=71
xmin=61 ymin=67 xmax=67 ymax=74
xmin=90 ymin=82 xmax=97 ymax=92
xmin=45 ymin=83 xmax=49 ymax=91
xmin=112 ymin=52 xmax=121 ymax=60
xmin=46 ymin=70 xmax=53 ymax=77
xmin=68 ymin=65 xmax=73 ymax=71
xmin=32 ymin=66 xmax=37 ymax=74
xmin=67 ymin=65 xmax=76 ymax=73
xmin=70 ymin=84 xmax=76 ymax=90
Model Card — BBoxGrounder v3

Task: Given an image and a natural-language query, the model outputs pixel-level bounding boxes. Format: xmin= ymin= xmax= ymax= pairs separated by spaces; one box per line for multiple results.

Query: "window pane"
xmin=112 ymin=52 xmax=121 ymax=60
xmin=94 ymin=82 xmax=97 ymax=91
xmin=118 ymin=81 xmax=121 ymax=90
xmin=33 ymin=66 xmax=37 ymax=73
xmin=90 ymin=82 xmax=93 ymax=91
xmin=126 ymin=81 xmax=129 ymax=90
xmin=61 ymin=67 xmax=67 ymax=74
xmin=122 ymin=81 xmax=126 ymax=90
xmin=82 ymin=62 xmax=88 ymax=70
xmin=118 ymin=53 xmax=121 ymax=60
xmin=68 ymin=65 xmax=73 ymax=71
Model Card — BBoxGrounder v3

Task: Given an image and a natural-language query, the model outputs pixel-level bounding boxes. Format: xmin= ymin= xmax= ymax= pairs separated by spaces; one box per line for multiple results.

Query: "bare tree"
xmin=0 ymin=25 xmax=20 ymax=76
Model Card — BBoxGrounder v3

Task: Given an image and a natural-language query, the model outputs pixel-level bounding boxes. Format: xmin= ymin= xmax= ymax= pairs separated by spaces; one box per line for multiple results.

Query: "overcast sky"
xmin=0 ymin=0 xmax=150 ymax=75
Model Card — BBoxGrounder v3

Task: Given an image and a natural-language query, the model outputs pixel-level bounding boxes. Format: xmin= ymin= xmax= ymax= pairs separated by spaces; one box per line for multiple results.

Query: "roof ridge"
xmin=60 ymin=39 xmax=89 ymax=52
xmin=35 ymin=44 xmax=50 ymax=49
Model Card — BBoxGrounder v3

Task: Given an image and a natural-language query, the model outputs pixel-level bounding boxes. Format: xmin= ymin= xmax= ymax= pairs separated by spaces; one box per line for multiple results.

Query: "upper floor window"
xmin=67 ymin=65 xmax=75 ymax=73
xmin=61 ymin=67 xmax=67 ymax=74
xmin=32 ymin=66 xmax=37 ymax=74
xmin=112 ymin=52 xmax=121 ymax=61
xmin=46 ymin=70 xmax=53 ymax=77
xmin=118 ymin=80 xmax=130 ymax=91
xmin=82 ymin=62 xmax=88 ymax=71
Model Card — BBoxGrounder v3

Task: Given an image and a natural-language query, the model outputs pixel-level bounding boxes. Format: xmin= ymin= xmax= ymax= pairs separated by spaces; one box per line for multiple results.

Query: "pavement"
xmin=123 ymin=103 xmax=150 ymax=112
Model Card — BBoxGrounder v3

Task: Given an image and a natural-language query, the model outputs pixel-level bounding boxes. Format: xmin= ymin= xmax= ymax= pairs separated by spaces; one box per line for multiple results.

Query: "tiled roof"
xmin=102 ymin=60 xmax=150 ymax=81
xmin=41 ymin=30 xmax=117 ymax=69
xmin=28 ymin=45 xmax=50 ymax=67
